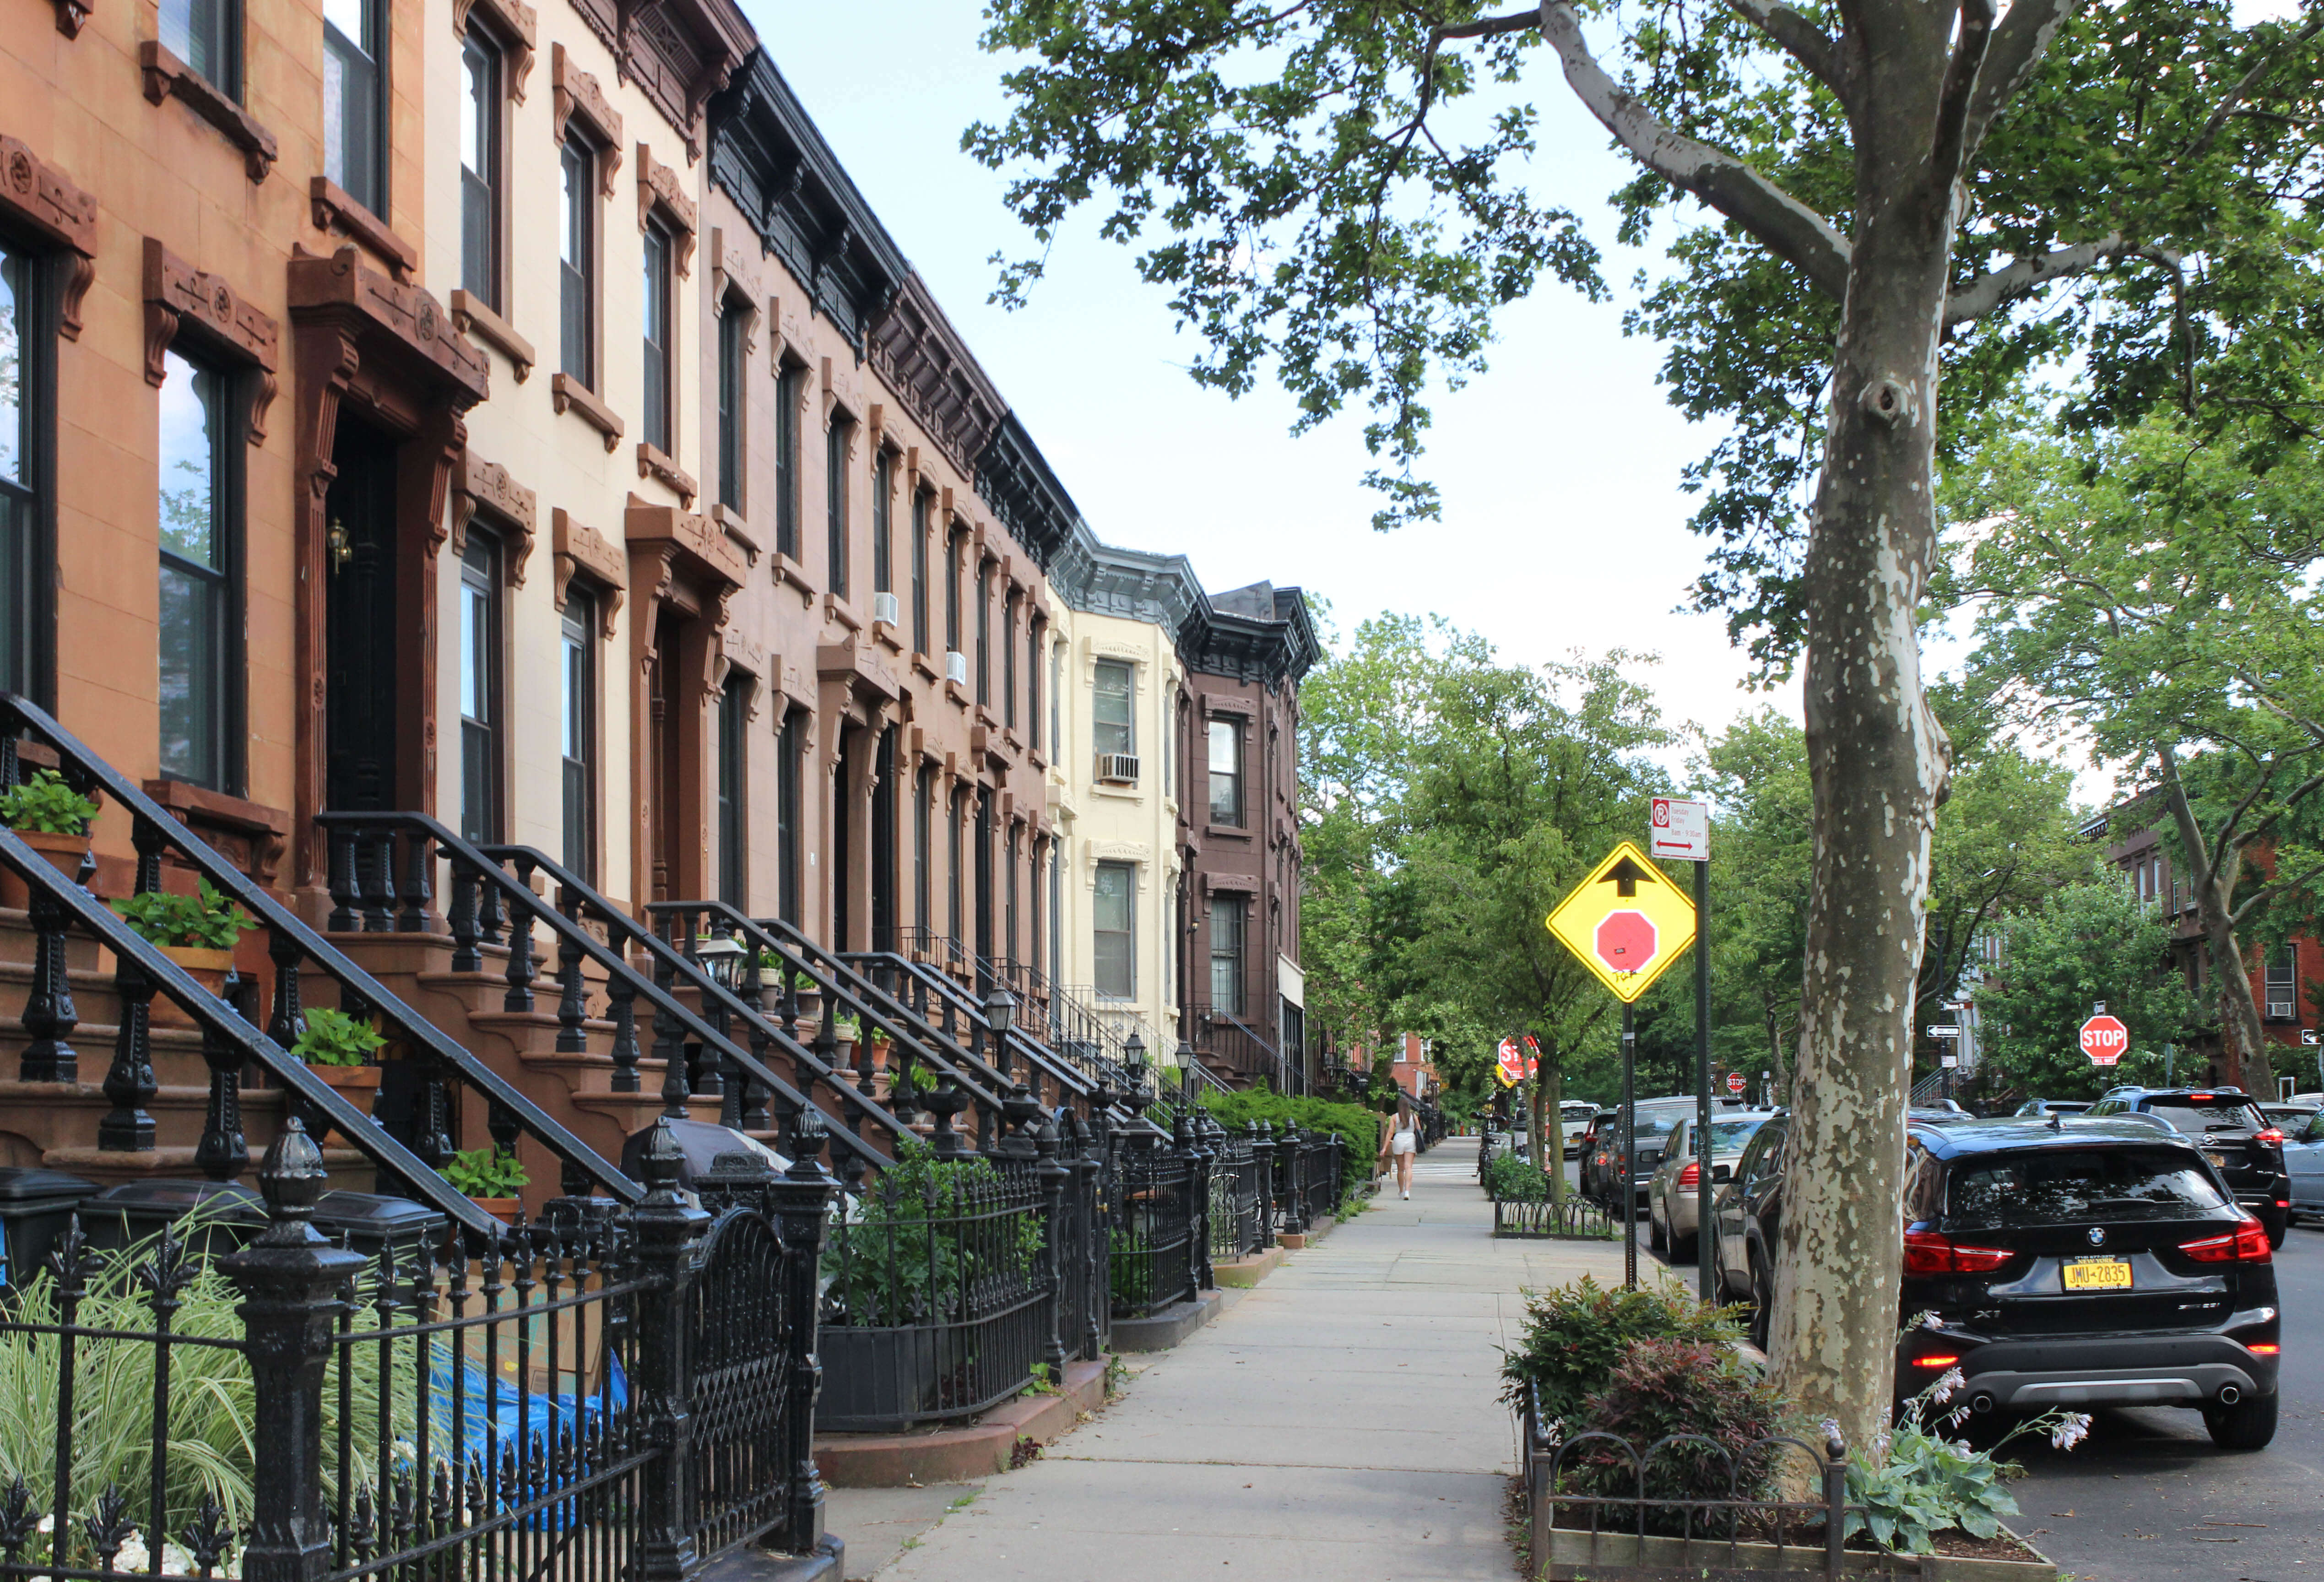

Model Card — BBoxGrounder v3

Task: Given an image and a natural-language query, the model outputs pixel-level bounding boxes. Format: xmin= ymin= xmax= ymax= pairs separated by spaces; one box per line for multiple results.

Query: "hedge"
xmin=1197 ymin=1089 xmax=1384 ymax=1202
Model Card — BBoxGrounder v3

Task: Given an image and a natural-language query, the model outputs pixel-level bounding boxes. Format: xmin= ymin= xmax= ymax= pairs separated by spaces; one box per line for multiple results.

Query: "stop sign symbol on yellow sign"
xmin=1546 ymin=842 xmax=1698 ymax=1002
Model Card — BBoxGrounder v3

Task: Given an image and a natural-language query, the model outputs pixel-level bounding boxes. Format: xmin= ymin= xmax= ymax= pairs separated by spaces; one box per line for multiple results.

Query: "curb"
xmin=695 ymin=1536 xmax=845 ymax=1581
xmin=1111 ymin=1288 xmax=1224 ymax=1351
xmin=1212 ymin=1245 xmax=1285 ymax=1287
xmin=811 ymin=1358 xmax=1109 ymax=1488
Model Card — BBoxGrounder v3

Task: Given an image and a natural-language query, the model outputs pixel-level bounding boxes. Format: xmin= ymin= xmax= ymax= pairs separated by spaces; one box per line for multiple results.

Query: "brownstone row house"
xmin=0 ymin=0 xmax=1317 ymax=1198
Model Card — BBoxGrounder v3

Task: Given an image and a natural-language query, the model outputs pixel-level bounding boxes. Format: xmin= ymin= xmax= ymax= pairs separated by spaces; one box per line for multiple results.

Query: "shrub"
xmin=1554 ymin=1339 xmax=1796 ymax=1532
xmin=440 ymin=1145 xmax=528 ymax=1198
xmin=110 ymin=879 xmax=255 ymax=951
xmin=1483 ymin=1151 xmax=1554 ymax=1202
xmin=1197 ymin=1089 xmax=1380 ymax=1201
xmin=1500 ymin=1275 xmax=1744 ymax=1422
xmin=822 ymin=1140 xmax=1043 ymax=1325
xmin=290 ymin=1007 xmax=385 ymax=1067
xmin=0 ymin=769 xmax=98 ymax=835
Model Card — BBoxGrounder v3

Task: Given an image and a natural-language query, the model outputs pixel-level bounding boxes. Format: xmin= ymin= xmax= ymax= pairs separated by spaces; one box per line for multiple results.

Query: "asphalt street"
xmin=1628 ymin=1207 xmax=2324 ymax=1582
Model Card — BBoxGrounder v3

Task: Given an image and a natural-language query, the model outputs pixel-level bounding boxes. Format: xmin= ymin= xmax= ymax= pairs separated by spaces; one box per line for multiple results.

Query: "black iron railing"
xmin=1184 ymin=1002 xmax=1300 ymax=1095
xmin=0 ymin=694 xmax=636 ymax=1209
xmin=1208 ymin=1121 xmax=1272 ymax=1261
xmin=1109 ymin=1125 xmax=1200 ymax=1321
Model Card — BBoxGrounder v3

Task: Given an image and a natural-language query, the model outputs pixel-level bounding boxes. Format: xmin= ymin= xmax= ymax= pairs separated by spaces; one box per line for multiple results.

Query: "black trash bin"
xmin=78 ymin=1179 xmax=267 ymax=1260
xmin=312 ymin=1190 xmax=448 ymax=1269
xmin=0 ymin=1168 xmax=96 ymax=1287
xmin=621 ymin=1118 xmax=786 ymax=1193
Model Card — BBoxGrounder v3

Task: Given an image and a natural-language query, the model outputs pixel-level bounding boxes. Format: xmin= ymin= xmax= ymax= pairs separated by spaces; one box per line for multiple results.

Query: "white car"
xmin=1560 ymin=1100 xmax=1596 ymax=1157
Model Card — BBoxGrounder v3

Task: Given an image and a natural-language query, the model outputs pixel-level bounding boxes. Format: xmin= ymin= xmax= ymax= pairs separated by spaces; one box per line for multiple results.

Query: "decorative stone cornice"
xmin=142 ymin=238 xmax=280 ymax=441
xmin=567 ymin=0 xmax=751 ymax=159
xmin=0 ymin=134 xmax=97 ymax=338
xmin=866 ymin=271 xmax=1005 ymax=479
xmin=551 ymin=44 xmax=623 ymax=193
xmin=309 ymin=176 xmax=418 ymax=282
xmin=553 ymin=508 xmax=626 ymax=636
xmin=451 ymin=453 xmax=536 ymax=582
xmin=636 ymin=143 xmax=697 ymax=275
xmin=451 ymin=0 xmax=537 ymax=102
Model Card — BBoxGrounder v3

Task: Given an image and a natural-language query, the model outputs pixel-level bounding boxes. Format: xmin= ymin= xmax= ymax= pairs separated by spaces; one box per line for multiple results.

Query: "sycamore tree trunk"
xmin=1766 ymin=56 xmax=1956 ymax=1458
xmin=1543 ymin=1052 xmax=1567 ymax=1211
xmin=2162 ymin=774 xmax=2277 ymax=1094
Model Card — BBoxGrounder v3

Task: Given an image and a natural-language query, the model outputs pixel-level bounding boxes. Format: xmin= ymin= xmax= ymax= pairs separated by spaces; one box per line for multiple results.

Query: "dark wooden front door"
xmin=650 ymin=614 xmax=681 ymax=904
xmin=324 ymin=420 xmax=398 ymax=812
xmin=870 ymin=726 xmax=896 ymax=954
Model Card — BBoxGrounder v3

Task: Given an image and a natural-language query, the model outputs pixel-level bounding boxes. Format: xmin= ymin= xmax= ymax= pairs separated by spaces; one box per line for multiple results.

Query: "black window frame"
xmin=641 ymin=218 xmax=674 ymax=455
xmin=458 ymin=30 xmax=503 ymax=311
xmin=0 ymin=236 xmax=55 ymax=708
xmin=774 ymin=361 xmax=803 ymax=561
xmin=715 ymin=300 xmax=746 ymax=513
xmin=159 ymin=0 xmax=242 ymax=100
xmin=1026 ymin=618 xmax=1042 ymax=753
xmin=154 ymin=346 xmax=242 ymax=794
xmin=1003 ymin=823 xmax=1020 ymax=964
xmin=777 ymin=710 xmax=804 ymax=926
xmin=323 ymin=0 xmax=389 ymax=217
xmin=944 ymin=526 xmax=962 ymax=658
xmin=974 ymin=560 xmax=991 ymax=705
xmin=825 ymin=413 xmax=851 ymax=596
xmin=948 ymin=787 xmax=964 ymax=946
xmin=1093 ymin=660 xmax=1134 ymax=759
xmin=718 ymin=678 xmax=748 ymax=907
xmin=1210 ymin=895 xmax=1246 ymax=1016
xmin=1208 ymin=715 xmax=1245 ymax=828
xmin=559 ymin=590 xmax=597 ymax=883
xmin=910 ymin=489 xmax=930 ymax=656
xmin=872 ymin=449 xmax=893 ymax=598
xmin=1002 ymin=591 xmax=1017 ymax=730
xmin=457 ymin=527 xmax=504 ymax=843
xmin=1094 ymin=860 xmax=1134 ymax=1000
xmin=558 ymin=135 xmax=597 ymax=388
xmin=915 ymin=762 xmax=933 ymax=932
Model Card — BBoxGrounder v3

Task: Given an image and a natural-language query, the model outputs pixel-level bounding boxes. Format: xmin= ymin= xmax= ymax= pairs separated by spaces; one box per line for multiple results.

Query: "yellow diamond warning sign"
xmin=1545 ymin=841 xmax=1697 ymax=1002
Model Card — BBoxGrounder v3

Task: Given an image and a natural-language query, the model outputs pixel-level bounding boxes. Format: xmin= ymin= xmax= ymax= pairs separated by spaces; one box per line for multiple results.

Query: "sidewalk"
xmin=848 ymin=1152 xmax=1629 ymax=1581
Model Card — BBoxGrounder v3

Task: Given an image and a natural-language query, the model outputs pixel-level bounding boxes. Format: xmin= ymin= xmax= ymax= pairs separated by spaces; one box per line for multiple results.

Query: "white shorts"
xmin=1390 ymin=1134 xmax=1416 ymax=1156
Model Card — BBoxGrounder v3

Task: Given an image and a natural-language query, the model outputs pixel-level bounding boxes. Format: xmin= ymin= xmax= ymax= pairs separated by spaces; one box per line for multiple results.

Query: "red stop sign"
xmin=1726 ymin=1071 xmax=1746 ymax=1095
xmin=2080 ymin=1014 xmax=2129 ymax=1065
xmin=1594 ymin=910 xmax=1658 ymax=975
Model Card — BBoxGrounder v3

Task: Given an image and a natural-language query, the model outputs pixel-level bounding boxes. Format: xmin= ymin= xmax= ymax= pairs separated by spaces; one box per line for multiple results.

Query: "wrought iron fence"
xmin=817 ymin=1145 xmax=1053 ymax=1432
xmin=1208 ymin=1124 xmax=1269 ymax=1260
xmin=1522 ymin=1380 xmax=1857 ymax=1579
xmin=1109 ymin=1137 xmax=1198 ymax=1320
xmin=1493 ymin=1194 xmax=1620 ymax=1241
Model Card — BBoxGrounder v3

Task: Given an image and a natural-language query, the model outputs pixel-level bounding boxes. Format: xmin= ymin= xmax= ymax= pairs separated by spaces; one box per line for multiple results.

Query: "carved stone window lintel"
xmin=550 ymin=43 xmax=623 ymax=195
xmin=451 ymin=453 xmax=537 ymax=582
xmin=553 ymin=507 xmax=627 ymax=638
xmin=635 ymin=143 xmax=697 ymax=276
xmin=0 ymin=134 xmax=98 ymax=338
xmin=142 ymin=237 xmax=281 ymax=442
xmin=139 ymin=41 xmax=278 ymax=184
xmin=451 ymin=0 xmax=538 ymax=101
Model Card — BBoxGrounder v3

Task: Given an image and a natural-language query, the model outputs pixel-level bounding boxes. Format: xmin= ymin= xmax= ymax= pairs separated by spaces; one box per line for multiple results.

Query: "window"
xmin=774 ymin=363 xmax=803 ymax=560
xmin=459 ymin=35 xmax=500 ymax=308
xmin=872 ymin=450 xmax=893 ymax=597
xmin=1026 ymin=621 xmax=1041 ymax=752
xmin=1208 ymin=716 xmax=1243 ymax=827
xmin=159 ymin=0 xmax=238 ymax=97
xmin=915 ymin=764 xmax=933 ymax=931
xmin=1945 ymin=1149 xmax=2230 ymax=1230
xmin=458 ymin=531 xmax=501 ymax=841
xmin=1048 ymin=848 xmax=1062 ymax=993
xmin=558 ymin=138 xmax=594 ymax=385
xmin=944 ymin=527 xmax=961 ymax=656
xmin=1094 ymin=660 xmax=1133 ymax=758
xmin=1160 ymin=685 xmax=1174 ymax=799
xmin=948 ymin=789 xmax=963 ymax=944
xmin=1094 ymin=861 xmax=1134 ymax=998
xmin=322 ymin=0 xmax=385 ymax=215
xmin=718 ymin=682 xmax=747 ymax=906
xmin=975 ymin=562 xmax=991 ymax=704
xmin=0 ymin=244 xmax=41 ymax=699
xmin=1004 ymin=824 xmax=1019 ymax=962
xmin=911 ymin=491 xmax=929 ymax=654
xmin=825 ymin=416 xmax=850 ymax=595
xmin=716 ymin=305 xmax=745 ymax=512
xmin=1161 ymin=889 xmax=1174 ymax=1006
xmin=560 ymin=594 xmax=596 ymax=880
xmin=1028 ymin=837 xmax=1043 ymax=977
xmin=642 ymin=222 xmax=672 ymax=454
xmin=157 ymin=349 xmax=233 ymax=790
xmin=777 ymin=712 xmax=803 ymax=924
xmin=2265 ymin=946 xmax=2297 ymax=1018
xmin=1210 ymin=896 xmax=1246 ymax=1014
xmin=1049 ymin=640 xmax=1062 ymax=760
xmin=1002 ymin=594 xmax=1017 ymax=729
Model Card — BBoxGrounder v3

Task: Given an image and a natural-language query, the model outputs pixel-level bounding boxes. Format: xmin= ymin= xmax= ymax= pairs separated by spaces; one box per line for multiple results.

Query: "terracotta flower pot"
xmin=869 ymin=1036 xmax=893 ymax=1073
xmin=470 ymin=1196 xmax=520 ymax=1225
xmin=309 ymin=1062 xmax=383 ymax=1112
xmin=0 ymin=829 xmax=92 ymax=911
xmin=148 ymin=944 xmax=233 ymax=1030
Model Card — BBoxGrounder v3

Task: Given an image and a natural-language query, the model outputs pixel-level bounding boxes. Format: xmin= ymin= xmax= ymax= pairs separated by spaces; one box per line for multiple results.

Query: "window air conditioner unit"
xmin=1095 ymin=753 xmax=1140 ymax=785
xmin=945 ymin=650 xmax=970 ymax=686
xmin=872 ymin=591 xmax=901 ymax=627
xmin=2268 ymin=1001 xmax=2296 ymax=1020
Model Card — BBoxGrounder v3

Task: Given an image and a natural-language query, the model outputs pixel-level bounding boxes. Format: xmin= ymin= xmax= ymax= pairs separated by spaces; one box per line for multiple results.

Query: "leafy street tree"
xmin=968 ymin=0 xmax=2324 ymax=1442
xmin=1952 ymin=418 xmax=2324 ymax=1096
xmin=1972 ymin=878 xmax=2204 ymax=1098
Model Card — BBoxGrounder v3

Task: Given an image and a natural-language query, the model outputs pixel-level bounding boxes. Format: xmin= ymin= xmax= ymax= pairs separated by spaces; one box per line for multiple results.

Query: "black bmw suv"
xmin=1896 ymin=1117 xmax=2281 ymax=1449
xmin=2082 ymin=1087 xmax=2291 ymax=1247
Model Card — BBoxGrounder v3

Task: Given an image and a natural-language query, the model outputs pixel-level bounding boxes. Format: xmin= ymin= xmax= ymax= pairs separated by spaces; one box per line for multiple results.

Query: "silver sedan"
xmin=1649 ymin=1113 xmax=1774 ymax=1260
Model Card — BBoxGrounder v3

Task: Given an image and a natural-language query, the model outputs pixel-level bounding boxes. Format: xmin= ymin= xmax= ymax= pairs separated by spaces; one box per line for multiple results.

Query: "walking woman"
xmin=1382 ymin=1098 xmax=1419 ymax=1200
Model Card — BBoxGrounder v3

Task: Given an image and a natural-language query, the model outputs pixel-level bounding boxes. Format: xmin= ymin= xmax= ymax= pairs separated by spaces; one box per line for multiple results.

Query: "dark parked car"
xmin=1895 ymin=1117 xmax=2280 ymax=1449
xmin=2083 ymin=1088 xmax=2291 ymax=1246
xmin=1711 ymin=1111 xmax=1788 ymax=1346
xmin=1588 ymin=1099 xmax=1696 ymax=1210
xmin=2013 ymin=1098 xmax=2093 ymax=1120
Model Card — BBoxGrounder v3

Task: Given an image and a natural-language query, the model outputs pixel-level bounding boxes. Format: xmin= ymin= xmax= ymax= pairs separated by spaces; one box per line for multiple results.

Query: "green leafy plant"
xmin=0 ymin=770 xmax=98 ymax=836
xmin=290 ymin=1007 xmax=385 ymax=1068
xmin=1500 ymin=1275 xmax=1745 ymax=1422
xmin=1844 ymin=1365 xmax=2089 ymax=1555
xmin=830 ymin=1012 xmax=864 ymax=1042
xmin=109 ymin=879 xmax=255 ymax=951
xmin=1555 ymin=1338 xmax=1797 ymax=1532
xmin=1483 ymin=1151 xmax=1554 ymax=1203
xmin=822 ymin=1140 xmax=1043 ymax=1324
xmin=1197 ymin=1089 xmax=1381 ymax=1202
xmin=440 ymin=1145 xmax=528 ymax=1198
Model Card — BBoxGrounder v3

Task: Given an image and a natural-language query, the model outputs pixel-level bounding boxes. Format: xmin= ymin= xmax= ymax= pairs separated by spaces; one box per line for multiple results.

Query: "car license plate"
xmin=2062 ymin=1257 xmax=2132 ymax=1291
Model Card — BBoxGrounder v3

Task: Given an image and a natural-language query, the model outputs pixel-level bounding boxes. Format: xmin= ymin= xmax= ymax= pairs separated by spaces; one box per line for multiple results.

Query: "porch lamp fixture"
xmin=694 ymin=934 xmax=747 ymax=990
xmin=985 ymin=985 xmax=1018 ymax=1039
xmin=1124 ymin=1032 xmax=1147 ymax=1088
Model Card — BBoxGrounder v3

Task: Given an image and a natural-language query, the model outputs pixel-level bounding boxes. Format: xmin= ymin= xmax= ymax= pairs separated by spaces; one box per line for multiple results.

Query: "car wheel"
xmin=2265 ymin=1208 xmax=2288 ymax=1250
xmin=1747 ymin=1255 xmax=1773 ymax=1352
xmin=2202 ymin=1391 xmax=2278 ymax=1451
xmin=1670 ymin=1226 xmax=1697 ymax=1263
xmin=1648 ymin=1206 xmax=1667 ymax=1253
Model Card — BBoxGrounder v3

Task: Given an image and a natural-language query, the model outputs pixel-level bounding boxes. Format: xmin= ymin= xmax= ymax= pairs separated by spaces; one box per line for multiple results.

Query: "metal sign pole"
xmin=1622 ymin=1001 xmax=1637 ymax=1290
xmin=1695 ymin=856 xmax=1713 ymax=1302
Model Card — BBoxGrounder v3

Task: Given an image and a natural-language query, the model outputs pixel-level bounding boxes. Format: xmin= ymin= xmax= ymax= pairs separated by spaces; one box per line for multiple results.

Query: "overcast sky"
xmin=744 ymin=3 xmax=1796 ymax=769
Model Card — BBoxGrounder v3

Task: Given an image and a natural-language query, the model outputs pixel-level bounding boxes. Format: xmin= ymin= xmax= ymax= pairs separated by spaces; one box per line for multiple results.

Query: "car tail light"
xmin=1679 ymin=1161 xmax=1701 ymax=1189
xmin=2190 ymin=1092 xmax=2216 ymax=1102
xmin=2254 ymin=1127 xmax=2285 ymax=1145
xmin=2179 ymin=1214 xmax=2272 ymax=1264
xmin=1903 ymin=1230 xmax=2016 ymax=1275
xmin=1911 ymin=1354 xmax=1960 ymax=1368
xmin=2248 ymin=1343 xmax=2281 ymax=1355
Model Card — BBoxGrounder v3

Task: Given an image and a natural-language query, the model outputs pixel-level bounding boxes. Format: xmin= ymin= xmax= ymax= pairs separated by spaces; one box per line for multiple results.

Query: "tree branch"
xmin=1722 ymin=0 xmax=1852 ymax=110
xmin=1944 ymin=233 xmax=2140 ymax=325
xmin=1535 ymin=0 xmax=1852 ymax=301
xmin=1931 ymin=0 xmax=1997 ymax=188
xmin=1960 ymin=0 xmax=2084 ymax=160
xmin=2185 ymin=15 xmax=2324 ymax=163
xmin=2232 ymin=858 xmax=2324 ymax=928
xmin=1441 ymin=8 xmax=1543 ymax=43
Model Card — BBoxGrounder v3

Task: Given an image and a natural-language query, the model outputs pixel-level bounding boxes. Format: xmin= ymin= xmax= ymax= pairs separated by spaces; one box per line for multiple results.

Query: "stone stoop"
xmin=1210 ymin=1244 xmax=1285 ymax=1288
xmin=813 ymin=1358 xmax=1111 ymax=1488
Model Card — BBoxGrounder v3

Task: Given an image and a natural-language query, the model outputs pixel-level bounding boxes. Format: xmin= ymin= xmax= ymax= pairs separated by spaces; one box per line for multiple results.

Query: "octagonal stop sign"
xmin=2080 ymin=1013 xmax=2129 ymax=1066
xmin=1594 ymin=911 xmax=1658 ymax=975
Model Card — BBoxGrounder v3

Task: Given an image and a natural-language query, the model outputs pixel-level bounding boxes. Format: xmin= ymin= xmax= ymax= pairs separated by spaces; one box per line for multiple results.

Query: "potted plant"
xmin=866 ymin=1023 xmax=894 ymax=1074
xmin=830 ymin=1010 xmax=862 ymax=1068
xmin=791 ymin=969 xmax=822 ymax=1020
xmin=111 ymin=878 xmax=256 ymax=1029
xmin=0 ymin=769 xmax=99 ymax=910
xmin=290 ymin=1006 xmax=386 ymax=1107
xmin=753 ymin=948 xmax=785 ymax=1012
xmin=441 ymin=1144 xmax=528 ymax=1223
xmin=885 ymin=1051 xmax=924 ymax=1121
